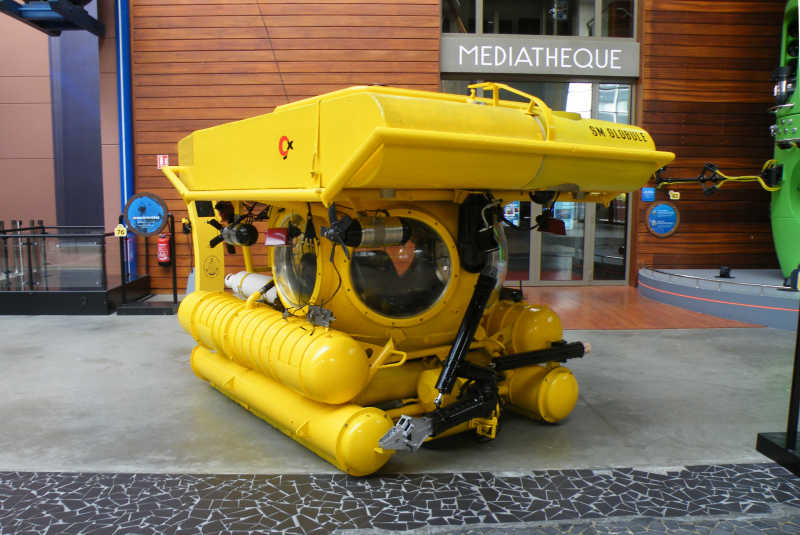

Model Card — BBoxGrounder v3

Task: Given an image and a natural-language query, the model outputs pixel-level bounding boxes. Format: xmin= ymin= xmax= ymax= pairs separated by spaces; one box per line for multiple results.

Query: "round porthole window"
xmin=272 ymin=213 xmax=319 ymax=309
xmin=349 ymin=217 xmax=452 ymax=318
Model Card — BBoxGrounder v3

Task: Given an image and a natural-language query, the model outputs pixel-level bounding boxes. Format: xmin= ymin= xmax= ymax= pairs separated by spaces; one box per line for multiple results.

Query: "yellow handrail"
xmin=469 ymin=82 xmax=553 ymax=140
xmin=161 ymin=165 xmax=323 ymax=202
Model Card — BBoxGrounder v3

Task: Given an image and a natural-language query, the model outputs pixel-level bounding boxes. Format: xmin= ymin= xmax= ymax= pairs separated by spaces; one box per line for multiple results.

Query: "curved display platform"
xmin=638 ymin=268 xmax=800 ymax=330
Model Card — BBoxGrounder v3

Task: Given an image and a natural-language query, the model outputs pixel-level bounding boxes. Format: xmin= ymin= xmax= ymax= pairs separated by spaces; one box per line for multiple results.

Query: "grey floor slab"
xmin=0 ymin=315 xmax=794 ymax=475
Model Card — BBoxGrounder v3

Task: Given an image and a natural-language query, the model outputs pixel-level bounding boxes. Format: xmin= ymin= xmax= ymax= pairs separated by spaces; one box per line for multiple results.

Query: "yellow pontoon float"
xmin=163 ymin=83 xmax=674 ymax=475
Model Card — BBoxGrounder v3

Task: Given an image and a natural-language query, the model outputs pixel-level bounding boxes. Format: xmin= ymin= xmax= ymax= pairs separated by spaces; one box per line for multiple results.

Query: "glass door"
xmin=593 ymin=194 xmax=628 ymax=280
xmin=444 ymin=78 xmax=634 ymax=285
xmin=540 ymin=201 xmax=585 ymax=281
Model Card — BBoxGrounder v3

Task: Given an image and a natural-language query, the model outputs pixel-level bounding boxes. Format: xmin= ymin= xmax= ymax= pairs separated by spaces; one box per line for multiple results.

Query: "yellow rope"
xmin=713 ymin=159 xmax=782 ymax=192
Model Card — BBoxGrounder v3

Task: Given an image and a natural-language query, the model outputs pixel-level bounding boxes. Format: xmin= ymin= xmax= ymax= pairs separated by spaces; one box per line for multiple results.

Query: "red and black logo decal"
xmin=279 ymin=136 xmax=294 ymax=160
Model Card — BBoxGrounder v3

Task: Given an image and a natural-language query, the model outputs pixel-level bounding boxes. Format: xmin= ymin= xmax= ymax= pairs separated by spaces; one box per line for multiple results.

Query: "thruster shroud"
xmin=163 ymin=84 xmax=674 ymax=475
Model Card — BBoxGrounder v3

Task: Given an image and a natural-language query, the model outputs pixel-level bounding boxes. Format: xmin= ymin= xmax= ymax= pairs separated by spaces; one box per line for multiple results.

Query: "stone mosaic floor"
xmin=0 ymin=463 xmax=799 ymax=534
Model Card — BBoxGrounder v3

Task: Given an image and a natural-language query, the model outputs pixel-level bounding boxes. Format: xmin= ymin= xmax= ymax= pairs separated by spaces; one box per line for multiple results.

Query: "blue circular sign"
xmin=124 ymin=193 xmax=168 ymax=236
xmin=647 ymin=202 xmax=679 ymax=237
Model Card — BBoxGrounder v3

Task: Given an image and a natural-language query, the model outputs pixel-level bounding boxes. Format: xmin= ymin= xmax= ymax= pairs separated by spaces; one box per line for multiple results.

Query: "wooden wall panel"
xmin=633 ymin=0 xmax=785 ymax=281
xmin=130 ymin=0 xmax=440 ymax=291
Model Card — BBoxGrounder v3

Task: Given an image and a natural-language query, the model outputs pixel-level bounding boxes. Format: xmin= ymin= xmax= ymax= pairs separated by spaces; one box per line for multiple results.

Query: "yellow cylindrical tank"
xmin=505 ymin=365 xmax=579 ymax=423
xmin=353 ymin=359 xmax=438 ymax=406
xmin=416 ymin=367 xmax=465 ymax=412
xmin=415 ymin=361 xmax=578 ymax=426
xmin=485 ymin=301 xmax=563 ymax=353
xmin=191 ymin=346 xmax=394 ymax=475
xmin=179 ymin=290 xmax=370 ymax=405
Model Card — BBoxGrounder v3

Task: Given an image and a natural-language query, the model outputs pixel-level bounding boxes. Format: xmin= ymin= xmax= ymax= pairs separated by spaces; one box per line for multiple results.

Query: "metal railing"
xmin=0 ymin=220 xmax=113 ymax=292
xmin=644 ymin=267 xmax=792 ymax=296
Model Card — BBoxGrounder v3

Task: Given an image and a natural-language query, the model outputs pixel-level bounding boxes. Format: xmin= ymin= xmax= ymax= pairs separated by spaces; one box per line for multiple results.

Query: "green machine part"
xmin=772 ymin=0 xmax=800 ymax=278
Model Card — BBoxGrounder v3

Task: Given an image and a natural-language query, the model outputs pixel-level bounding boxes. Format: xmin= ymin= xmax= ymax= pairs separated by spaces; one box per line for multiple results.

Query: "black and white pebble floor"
xmin=1 ymin=463 xmax=799 ymax=534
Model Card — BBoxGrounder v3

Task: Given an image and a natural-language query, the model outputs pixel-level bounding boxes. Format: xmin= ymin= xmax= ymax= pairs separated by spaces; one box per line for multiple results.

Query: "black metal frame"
xmin=0 ymin=221 xmax=148 ymax=314
xmin=0 ymin=0 xmax=104 ymax=36
xmin=756 ymin=301 xmax=800 ymax=476
xmin=116 ymin=213 xmax=179 ymax=315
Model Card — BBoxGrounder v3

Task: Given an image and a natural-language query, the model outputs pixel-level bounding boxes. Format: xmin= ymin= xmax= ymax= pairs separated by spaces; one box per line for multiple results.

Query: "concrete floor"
xmin=0 ymin=315 xmax=794 ymax=475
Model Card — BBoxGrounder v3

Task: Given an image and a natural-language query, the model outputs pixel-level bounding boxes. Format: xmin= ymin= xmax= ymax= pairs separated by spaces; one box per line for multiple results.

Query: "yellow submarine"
xmin=162 ymin=83 xmax=674 ymax=475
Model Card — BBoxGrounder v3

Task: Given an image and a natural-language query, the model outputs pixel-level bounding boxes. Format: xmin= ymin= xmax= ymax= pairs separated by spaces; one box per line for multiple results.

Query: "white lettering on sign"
xmin=545 ymin=47 xmax=557 ymax=67
xmin=610 ymin=48 xmax=621 ymax=70
xmin=560 ymin=47 xmax=572 ymax=68
xmin=459 ymin=45 xmax=478 ymax=64
xmin=457 ymin=45 xmax=623 ymax=70
xmin=481 ymin=45 xmax=492 ymax=66
xmin=515 ymin=47 xmax=532 ymax=66
xmin=574 ymin=48 xmax=593 ymax=68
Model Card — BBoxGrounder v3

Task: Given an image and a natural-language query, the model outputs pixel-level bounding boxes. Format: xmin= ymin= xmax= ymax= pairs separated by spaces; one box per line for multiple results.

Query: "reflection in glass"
xmin=350 ymin=218 xmax=451 ymax=318
xmin=483 ymin=0 xmax=595 ymax=36
xmin=593 ymin=82 xmax=631 ymax=280
xmin=504 ymin=201 xmax=532 ymax=281
xmin=273 ymin=214 xmax=318 ymax=309
xmin=565 ymin=82 xmax=592 ymax=118
xmin=442 ymin=0 xmax=476 ymax=32
xmin=597 ymin=84 xmax=631 ymax=124
xmin=602 ymin=0 xmax=633 ymax=37
xmin=441 ymin=78 xmax=476 ymax=96
xmin=491 ymin=80 xmax=571 ymax=109
xmin=0 ymin=227 xmax=110 ymax=291
xmin=593 ymin=194 xmax=627 ymax=280
xmin=541 ymin=202 xmax=585 ymax=281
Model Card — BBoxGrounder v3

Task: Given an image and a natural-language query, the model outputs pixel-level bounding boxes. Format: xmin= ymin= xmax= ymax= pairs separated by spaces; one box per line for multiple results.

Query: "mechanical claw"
xmin=379 ymin=415 xmax=433 ymax=452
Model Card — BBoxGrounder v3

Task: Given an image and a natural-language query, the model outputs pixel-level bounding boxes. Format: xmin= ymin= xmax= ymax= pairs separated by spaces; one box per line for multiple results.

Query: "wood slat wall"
xmin=130 ymin=0 xmax=441 ymax=291
xmin=633 ymin=0 xmax=785 ymax=281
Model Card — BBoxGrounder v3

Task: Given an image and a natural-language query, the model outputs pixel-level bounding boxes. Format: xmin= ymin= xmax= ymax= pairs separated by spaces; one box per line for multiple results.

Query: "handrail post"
xmin=169 ymin=213 xmax=178 ymax=306
xmin=14 ymin=220 xmax=23 ymax=290
xmin=118 ymin=214 xmax=127 ymax=305
xmin=25 ymin=219 xmax=34 ymax=290
xmin=39 ymin=220 xmax=48 ymax=290
xmin=0 ymin=221 xmax=9 ymax=291
xmin=100 ymin=233 xmax=108 ymax=291
xmin=786 ymin=302 xmax=800 ymax=450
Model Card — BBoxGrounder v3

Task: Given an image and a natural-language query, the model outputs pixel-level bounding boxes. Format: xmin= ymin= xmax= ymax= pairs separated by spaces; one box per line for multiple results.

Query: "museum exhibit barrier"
xmin=638 ymin=267 xmax=800 ymax=330
xmin=0 ymin=220 xmax=148 ymax=314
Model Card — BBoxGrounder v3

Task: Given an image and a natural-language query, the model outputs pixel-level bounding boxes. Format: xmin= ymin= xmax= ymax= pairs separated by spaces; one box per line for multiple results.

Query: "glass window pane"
xmin=597 ymin=83 xmax=631 ymax=124
xmin=441 ymin=78 xmax=477 ymax=95
xmin=0 ymin=230 xmax=106 ymax=291
xmin=487 ymin=80 xmax=572 ymax=109
xmin=593 ymin=193 xmax=627 ymax=280
xmin=483 ymin=0 xmax=595 ymax=36
xmin=541 ymin=202 xmax=585 ymax=281
xmin=602 ymin=0 xmax=634 ymax=37
xmin=504 ymin=201 xmax=532 ymax=281
xmin=592 ymin=84 xmax=631 ymax=281
xmin=442 ymin=0 xmax=476 ymax=33
xmin=565 ymin=82 xmax=592 ymax=118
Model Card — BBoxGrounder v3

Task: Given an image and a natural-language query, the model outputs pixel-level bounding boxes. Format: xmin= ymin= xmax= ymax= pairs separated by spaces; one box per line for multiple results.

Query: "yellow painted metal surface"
xmin=164 ymin=83 xmax=674 ymax=475
xmin=484 ymin=301 xmax=563 ymax=354
xmin=506 ymin=365 xmax=579 ymax=423
xmin=266 ymin=203 xmax=475 ymax=350
xmin=179 ymin=290 xmax=370 ymax=405
xmin=191 ymin=346 xmax=393 ymax=476
xmin=166 ymin=85 xmax=673 ymax=205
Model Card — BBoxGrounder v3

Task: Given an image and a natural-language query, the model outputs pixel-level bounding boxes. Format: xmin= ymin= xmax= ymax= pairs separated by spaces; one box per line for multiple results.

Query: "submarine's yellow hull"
xmin=180 ymin=292 xmax=581 ymax=475
xmin=164 ymin=83 xmax=673 ymax=475
xmin=165 ymin=84 xmax=673 ymax=206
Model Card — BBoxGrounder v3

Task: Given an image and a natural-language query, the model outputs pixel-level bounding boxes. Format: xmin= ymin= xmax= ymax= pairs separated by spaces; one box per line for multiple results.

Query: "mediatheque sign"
xmin=441 ymin=35 xmax=639 ymax=78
